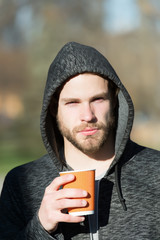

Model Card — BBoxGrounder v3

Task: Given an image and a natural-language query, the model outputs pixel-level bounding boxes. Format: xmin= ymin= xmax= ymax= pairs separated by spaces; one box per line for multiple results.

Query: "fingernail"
xmin=83 ymin=190 xmax=88 ymax=196
xmin=81 ymin=200 xmax=87 ymax=206
xmin=67 ymin=174 xmax=74 ymax=180
xmin=81 ymin=216 xmax=85 ymax=222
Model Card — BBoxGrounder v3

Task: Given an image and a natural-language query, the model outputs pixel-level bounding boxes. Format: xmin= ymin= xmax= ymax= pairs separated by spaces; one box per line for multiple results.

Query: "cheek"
xmin=60 ymin=106 xmax=80 ymax=121
xmin=95 ymin=103 xmax=111 ymax=120
xmin=58 ymin=108 xmax=77 ymax=130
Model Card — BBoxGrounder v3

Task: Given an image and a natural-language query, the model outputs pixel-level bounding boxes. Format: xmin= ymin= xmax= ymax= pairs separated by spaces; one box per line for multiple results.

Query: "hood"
xmin=40 ymin=42 xmax=134 ymax=173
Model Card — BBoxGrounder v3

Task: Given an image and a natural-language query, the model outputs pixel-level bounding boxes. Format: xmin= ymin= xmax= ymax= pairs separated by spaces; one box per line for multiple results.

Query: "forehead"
xmin=59 ymin=73 xmax=109 ymax=99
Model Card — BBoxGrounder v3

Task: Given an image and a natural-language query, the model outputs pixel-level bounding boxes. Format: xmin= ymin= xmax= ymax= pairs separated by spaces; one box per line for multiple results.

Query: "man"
xmin=0 ymin=42 xmax=160 ymax=239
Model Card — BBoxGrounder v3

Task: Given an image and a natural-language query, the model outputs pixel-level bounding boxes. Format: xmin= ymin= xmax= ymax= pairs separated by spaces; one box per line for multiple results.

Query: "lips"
xmin=79 ymin=128 xmax=98 ymax=136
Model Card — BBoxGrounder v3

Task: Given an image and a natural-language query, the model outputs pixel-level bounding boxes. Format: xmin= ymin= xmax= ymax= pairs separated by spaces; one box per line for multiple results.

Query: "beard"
xmin=57 ymin=113 xmax=116 ymax=155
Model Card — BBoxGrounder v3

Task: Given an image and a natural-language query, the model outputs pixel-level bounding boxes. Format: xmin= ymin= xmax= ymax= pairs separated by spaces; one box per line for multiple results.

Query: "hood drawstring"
xmin=115 ymin=164 xmax=127 ymax=211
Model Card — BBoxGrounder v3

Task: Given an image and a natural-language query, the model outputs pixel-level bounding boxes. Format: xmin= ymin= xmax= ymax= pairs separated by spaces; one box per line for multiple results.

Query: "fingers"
xmin=46 ymin=174 xmax=75 ymax=193
xmin=38 ymin=175 xmax=88 ymax=232
xmin=55 ymin=198 xmax=87 ymax=211
xmin=55 ymin=211 xmax=85 ymax=224
xmin=56 ymin=188 xmax=88 ymax=200
xmin=52 ymin=199 xmax=87 ymax=224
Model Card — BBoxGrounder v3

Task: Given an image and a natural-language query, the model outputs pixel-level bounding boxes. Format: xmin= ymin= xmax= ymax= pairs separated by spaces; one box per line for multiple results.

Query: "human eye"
xmin=93 ymin=97 xmax=105 ymax=103
xmin=65 ymin=99 xmax=79 ymax=105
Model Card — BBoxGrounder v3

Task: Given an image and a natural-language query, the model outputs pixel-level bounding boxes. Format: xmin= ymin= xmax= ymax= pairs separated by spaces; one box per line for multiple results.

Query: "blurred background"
xmin=0 ymin=0 xmax=160 ymax=190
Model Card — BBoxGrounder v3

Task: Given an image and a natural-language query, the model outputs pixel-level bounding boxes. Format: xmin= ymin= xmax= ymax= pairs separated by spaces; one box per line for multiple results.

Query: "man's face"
xmin=56 ymin=73 xmax=116 ymax=154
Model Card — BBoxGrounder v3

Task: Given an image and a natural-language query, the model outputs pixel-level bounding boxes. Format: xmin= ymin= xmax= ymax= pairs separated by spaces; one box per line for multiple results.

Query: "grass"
xmin=0 ymin=153 xmax=33 ymax=191
xmin=0 ymin=155 xmax=32 ymax=176
xmin=0 ymin=141 xmax=42 ymax=177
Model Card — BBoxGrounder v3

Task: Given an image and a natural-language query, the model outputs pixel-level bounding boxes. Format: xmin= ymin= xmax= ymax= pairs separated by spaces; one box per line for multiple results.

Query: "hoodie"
xmin=0 ymin=42 xmax=160 ymax=240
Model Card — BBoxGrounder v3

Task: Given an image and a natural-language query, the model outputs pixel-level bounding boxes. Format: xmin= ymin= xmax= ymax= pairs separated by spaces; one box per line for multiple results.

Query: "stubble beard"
xmin=57 ymin=114 xmax=116 ymax=155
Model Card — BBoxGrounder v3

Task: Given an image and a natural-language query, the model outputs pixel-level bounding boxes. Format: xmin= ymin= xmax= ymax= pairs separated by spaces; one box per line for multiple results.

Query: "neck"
xmin=64 ymin=133 xmax=115 ymax=177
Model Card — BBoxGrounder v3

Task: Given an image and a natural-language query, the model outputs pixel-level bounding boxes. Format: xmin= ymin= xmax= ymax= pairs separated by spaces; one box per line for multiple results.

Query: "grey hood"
xmin=40 ymin=42 xmax=134 ymax=174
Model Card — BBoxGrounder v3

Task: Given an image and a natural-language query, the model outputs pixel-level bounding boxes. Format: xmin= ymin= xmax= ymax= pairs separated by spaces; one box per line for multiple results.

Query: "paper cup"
xmin=60 ymin=169 xmax=95 ymax=216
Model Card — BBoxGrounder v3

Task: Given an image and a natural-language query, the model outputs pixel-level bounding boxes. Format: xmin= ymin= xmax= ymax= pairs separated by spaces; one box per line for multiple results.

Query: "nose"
xmin=80 ymin=103 xmax=96 ymax=122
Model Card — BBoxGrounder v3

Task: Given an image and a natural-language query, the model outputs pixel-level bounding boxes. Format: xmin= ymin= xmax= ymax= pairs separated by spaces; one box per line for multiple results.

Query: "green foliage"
xmin=0 ymin=138 xmax=45 ymax=176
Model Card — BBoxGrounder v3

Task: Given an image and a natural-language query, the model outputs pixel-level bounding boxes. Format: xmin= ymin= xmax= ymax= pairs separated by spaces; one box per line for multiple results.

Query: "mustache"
xmin=73 ymin=122 xmax=106 ymax=132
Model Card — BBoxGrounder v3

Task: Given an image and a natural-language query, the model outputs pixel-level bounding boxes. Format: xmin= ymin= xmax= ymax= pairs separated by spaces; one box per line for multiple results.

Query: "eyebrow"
xmin=61 ymin=98 xmax=80 ymax=103
xmin=90 ymin=92 xmax=110 ymax=101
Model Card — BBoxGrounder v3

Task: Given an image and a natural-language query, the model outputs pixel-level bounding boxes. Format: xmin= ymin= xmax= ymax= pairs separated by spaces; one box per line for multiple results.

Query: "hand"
xmin=38 ymin=174 xmax=88 ymax=233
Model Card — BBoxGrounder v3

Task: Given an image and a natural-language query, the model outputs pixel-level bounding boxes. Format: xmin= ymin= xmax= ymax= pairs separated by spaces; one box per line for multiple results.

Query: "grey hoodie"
xmin=0 ymin=42 xmax=160 ymax=240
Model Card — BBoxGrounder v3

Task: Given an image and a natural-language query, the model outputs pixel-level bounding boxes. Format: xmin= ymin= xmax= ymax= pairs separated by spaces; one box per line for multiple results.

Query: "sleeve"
xmin=0 ymin=175 xmax=64 ymax=240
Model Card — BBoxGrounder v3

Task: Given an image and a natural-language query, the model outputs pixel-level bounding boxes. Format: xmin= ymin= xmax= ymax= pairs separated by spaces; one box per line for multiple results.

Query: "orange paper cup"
xmin=60 ymin=169 xmax=95 ymax=216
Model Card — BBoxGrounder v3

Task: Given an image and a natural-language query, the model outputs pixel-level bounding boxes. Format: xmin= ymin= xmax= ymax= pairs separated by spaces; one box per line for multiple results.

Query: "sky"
xmin=103 ymin=0 xmax=141 ymax=34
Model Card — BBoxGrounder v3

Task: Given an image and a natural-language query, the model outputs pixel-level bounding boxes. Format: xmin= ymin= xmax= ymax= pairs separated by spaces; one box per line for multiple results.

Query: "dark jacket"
xmin=0 ymin=42 xmax=160 ymax=240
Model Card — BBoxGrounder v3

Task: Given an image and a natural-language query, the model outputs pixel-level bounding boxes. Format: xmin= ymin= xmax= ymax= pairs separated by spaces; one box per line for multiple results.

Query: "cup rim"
xmin=60 ymin=169 xmax=96 ymax=174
